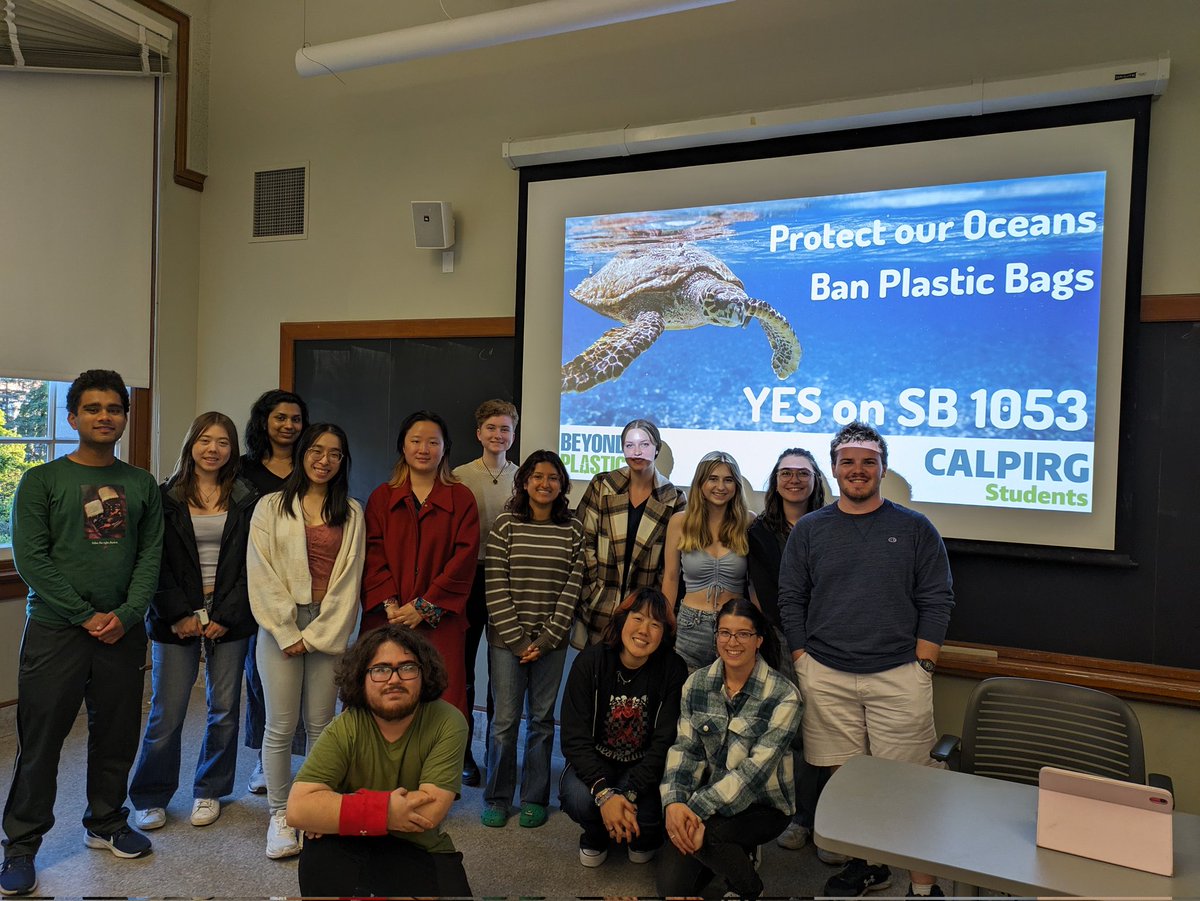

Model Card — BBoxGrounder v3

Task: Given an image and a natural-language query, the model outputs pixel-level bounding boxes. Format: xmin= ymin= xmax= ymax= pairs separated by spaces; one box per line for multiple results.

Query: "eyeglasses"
xmin=716 ymin=629 xmax=757 ymax=643
xmin=367 ymin=663 xmax=421 ymax=682
xmin=777 ymin=468 xmax=813 ymax=482
xmin=306 ymin=448 xmax=344 ymax=463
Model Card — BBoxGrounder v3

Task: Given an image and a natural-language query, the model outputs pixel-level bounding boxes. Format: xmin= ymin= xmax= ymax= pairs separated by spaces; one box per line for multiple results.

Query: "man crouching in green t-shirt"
xmin=287 ymin=624 xmax=471 ymax=897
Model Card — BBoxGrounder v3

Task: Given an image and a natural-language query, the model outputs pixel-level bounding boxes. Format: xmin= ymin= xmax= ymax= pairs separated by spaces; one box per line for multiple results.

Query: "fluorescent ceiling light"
xmin=296 ymin=0 xmax=735 ymax=78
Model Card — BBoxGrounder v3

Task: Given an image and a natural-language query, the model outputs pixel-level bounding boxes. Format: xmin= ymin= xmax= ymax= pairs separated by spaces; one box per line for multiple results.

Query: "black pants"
xmin=463 ymin=563 xmax=491 ymax=759
xmin=656 ymin=804 xmax=790 ymax=900
xmin=2 ymin=618 xmax=147 ymax=857
xmin=299 ymin=833 xmax=472 ymax=898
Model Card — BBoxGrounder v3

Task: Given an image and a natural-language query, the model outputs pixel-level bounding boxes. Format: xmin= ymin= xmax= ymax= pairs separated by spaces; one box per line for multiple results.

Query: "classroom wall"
xmin=157 ymin=0 xmax=1199 ymax=802
xmin=186 ymin=0 xmax=1199 ymax=422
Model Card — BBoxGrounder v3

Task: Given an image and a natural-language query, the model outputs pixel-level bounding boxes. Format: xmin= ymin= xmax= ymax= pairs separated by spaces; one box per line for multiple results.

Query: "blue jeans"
xmin=559 ymin=761 xmax=663 ymax=852
xmin=675 ymin=606 xmax=718 ymax=671
xmin=485 ymin=644 xmax=567 ymax=808
xmin=129 ymin=636 xmax=249 ymax=808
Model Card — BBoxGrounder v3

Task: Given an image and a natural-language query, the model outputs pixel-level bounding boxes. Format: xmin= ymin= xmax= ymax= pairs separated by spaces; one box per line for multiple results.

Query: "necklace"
xmin=198 ymin=485 xmax=219 ymax=508
xmin=480 ymin=458 xmax=508 ymax=485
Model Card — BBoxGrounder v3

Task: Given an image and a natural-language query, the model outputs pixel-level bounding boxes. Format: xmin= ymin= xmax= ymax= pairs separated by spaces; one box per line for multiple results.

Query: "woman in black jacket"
xmin=128 ymin=412 xmax=258 ymax=831
xmin=559 ymin=587 xmax=687 ymax=868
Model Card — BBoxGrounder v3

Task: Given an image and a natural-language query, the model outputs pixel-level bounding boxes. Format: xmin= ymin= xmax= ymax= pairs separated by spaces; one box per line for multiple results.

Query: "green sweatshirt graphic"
xmin=12 ymin=456 xmax=163 ymax=630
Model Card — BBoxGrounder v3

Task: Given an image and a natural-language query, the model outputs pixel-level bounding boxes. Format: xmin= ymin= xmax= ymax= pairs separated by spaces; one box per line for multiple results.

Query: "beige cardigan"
xmin=247 ymin=493 xmax=365 ymax=656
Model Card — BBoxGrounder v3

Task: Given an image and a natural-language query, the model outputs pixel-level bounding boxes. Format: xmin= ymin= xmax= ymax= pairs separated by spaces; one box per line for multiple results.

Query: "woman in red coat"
xmin=361 ymin=410 xmax=480 ymax=714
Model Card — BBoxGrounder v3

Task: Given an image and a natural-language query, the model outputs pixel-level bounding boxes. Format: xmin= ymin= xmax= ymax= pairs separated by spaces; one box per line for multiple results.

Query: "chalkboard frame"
xmin=279 ymin=317 xmax=515 ymax=390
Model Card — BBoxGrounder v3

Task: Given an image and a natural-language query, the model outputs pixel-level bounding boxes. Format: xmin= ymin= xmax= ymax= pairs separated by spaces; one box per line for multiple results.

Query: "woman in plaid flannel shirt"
xmin=574 ymin=419 xmax=685 ymax=648
xmin=656 ymin=597 xmax=801 ymax=899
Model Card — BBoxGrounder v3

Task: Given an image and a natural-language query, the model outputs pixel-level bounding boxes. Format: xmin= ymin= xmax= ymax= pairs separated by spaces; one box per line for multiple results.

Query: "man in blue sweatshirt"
xmin=778 ymin=421 xmax=953 ymax=899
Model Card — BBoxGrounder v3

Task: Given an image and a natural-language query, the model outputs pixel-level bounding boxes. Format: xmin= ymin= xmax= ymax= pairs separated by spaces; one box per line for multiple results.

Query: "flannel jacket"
xmin=660 ymin=656 xmax=800 ymax=820
xmin=574 ymin=466 xmax=685 ymax=644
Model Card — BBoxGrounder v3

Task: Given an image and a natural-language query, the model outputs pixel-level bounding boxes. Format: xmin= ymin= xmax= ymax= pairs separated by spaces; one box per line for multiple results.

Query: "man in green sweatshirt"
xmin=0 ymin=370 xmax=163 ymax=898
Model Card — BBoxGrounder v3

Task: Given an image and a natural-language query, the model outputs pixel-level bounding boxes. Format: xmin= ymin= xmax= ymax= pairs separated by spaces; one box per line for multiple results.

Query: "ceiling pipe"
xmin=295 ymin=0 xmax=735 ymax=77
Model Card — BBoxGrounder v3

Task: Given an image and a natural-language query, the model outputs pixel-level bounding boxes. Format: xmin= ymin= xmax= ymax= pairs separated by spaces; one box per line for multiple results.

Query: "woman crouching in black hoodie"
xmin=558 ymin=587 xmax=688 ymax=868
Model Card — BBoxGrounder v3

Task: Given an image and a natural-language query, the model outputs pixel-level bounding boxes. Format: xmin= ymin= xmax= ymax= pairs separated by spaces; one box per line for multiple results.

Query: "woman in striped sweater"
xmin=482 ymin=450 xmax=584 ymax=829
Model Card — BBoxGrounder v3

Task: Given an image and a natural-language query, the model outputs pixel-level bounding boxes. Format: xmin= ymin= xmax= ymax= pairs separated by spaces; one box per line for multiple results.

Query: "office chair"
xmin=931 ymin=676 xmax=1172 ymax=792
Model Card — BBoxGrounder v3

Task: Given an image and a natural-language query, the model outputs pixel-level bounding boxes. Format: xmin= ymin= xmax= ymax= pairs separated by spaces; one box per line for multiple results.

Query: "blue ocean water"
xmin=561 ymin=172 xmax=1106 ymax=441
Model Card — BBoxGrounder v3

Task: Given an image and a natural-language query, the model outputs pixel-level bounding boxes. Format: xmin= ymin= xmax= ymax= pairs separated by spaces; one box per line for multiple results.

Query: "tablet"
xmin=1037 ymin=766 xmax=1173 ymax=876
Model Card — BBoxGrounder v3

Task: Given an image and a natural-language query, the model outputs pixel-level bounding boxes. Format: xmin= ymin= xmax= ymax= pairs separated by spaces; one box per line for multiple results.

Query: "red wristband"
xmin=338 ymin=789 xmax=391 ymax=836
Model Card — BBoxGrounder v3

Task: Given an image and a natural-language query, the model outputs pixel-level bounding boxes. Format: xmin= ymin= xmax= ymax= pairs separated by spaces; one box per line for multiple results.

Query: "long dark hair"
xmin=507 ymin=450 xmax=572 ymax=524
xmin=760 ymin=447 xmax=827 ymax=537
xmin=388 ymin=410 xmax=456 ymax=488
xmin=243 ymin=389 xmax=309 ymax=464
xmin=716 ymin=597 xmax=780 ymax=671
xmin=170 ymin=412 xmax=241 ymax=510
xmin=278 ymin=423 xmax=352 ymax=526
xmin=601 ymin=587 xmax=676 ymax=655
xmin=335 ymin=625 xmax=449 ymax=709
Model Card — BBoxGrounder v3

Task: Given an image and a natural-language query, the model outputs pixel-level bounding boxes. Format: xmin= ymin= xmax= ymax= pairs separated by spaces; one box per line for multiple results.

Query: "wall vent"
xmin=252 ymin=164 xmax=308 ymax=241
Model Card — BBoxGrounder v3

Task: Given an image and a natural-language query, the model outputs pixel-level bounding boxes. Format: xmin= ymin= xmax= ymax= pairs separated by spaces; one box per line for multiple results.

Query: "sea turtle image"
xmin=562 ymin=243 xmax=801 ymax=393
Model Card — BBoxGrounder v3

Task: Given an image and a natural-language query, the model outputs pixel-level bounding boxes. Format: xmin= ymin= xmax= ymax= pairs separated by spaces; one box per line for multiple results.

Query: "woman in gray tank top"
xmin=661 ymin=451 xmax=752 ymax=670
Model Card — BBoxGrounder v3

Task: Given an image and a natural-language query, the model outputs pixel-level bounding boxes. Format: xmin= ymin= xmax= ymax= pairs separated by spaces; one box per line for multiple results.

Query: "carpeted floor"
xmin=0 ymin=679 xmax=890 ymax=898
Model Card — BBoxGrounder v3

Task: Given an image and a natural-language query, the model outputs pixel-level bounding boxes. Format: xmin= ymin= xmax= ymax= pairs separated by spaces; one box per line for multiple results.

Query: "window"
xmin=0 ymin=377 xmax=124 ymax=551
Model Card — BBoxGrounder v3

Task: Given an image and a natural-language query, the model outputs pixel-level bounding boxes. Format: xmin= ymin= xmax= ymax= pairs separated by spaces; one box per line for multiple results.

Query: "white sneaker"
xmin=576 ymin=844 xmax=604 ymax=868
xmin=248 ymin=757 xmax=267 ymax=794
xmin=627 ymin=846 xmax=656 ymax=864
xmin=265 ymin=811 xmax=302 ymax=859
xmin=817 ymin=845 xmax=852 ymax=866
xmin=776 ymin=822 xmax=811 ymax=850
xmin=190 ymin=798 xmax=220 ymax=827
xmin=133 ymin=807 xmax=166 ymax=831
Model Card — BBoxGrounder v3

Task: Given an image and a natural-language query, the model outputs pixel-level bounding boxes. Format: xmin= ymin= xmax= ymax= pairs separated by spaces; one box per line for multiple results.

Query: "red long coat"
xmin=362 ymin=478 xmax=479 ymax=714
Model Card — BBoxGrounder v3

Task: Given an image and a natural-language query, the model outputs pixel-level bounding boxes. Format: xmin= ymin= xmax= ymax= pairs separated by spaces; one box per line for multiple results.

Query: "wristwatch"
xmin=917 ymin=657 xmax=936 ymax=674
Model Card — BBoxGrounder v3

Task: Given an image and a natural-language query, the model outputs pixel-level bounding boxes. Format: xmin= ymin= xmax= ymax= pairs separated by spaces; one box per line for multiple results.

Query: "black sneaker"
xmin=461 ymin=753 xmax=481 ymax=787
xmin=907 ymin=884 xmax=945 ymax=898
xmin=84 ymin=825 xmax=152 ymax=859
xmin=0 ymin=856 xmax=37 ymax=896
xmin=822 ymin=859 xmax=892 ymax=897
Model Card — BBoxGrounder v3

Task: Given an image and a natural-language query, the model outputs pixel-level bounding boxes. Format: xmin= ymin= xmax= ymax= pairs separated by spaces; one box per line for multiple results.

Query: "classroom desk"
xmin=814 ymin=755 xmax=1200 ymax=897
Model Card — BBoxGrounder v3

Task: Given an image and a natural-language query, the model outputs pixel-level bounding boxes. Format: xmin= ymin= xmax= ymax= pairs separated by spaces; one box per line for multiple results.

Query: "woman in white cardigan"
xmin=247 ymin=423 xmax=365 ymax=860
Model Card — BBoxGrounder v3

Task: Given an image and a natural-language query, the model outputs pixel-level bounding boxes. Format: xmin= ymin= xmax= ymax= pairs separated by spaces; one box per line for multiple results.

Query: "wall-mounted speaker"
xmin=411 ymin=201 xmax=455 ymax=249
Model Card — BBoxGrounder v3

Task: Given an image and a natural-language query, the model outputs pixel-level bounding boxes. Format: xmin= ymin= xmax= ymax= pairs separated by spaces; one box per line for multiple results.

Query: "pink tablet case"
xmin=1036 ymin=766 xmax=1174 ymax=876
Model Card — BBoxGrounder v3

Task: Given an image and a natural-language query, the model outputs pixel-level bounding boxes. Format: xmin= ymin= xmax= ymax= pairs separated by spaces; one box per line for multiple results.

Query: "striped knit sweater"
xmin=484 ymin=512 xmax=585 ymax=655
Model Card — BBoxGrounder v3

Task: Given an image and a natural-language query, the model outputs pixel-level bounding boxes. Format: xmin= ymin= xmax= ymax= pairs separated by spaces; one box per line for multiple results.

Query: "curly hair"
xmin=473 ymin=398 xmax=519 ymax=428
xmin=601 ymin=587 xmax=676 ymax=655
xmin=830 ymin=420 xmax=888 ymax=468
xmin=66 ymin=370 xmax=129 ymax=415
xmin=335 ymin=624 xmax=449 ymax=709
xmin=242 ymin=390 xmax=309 ymax=464
xmin=760 ymin=447 xmax=827 ymax=538
xmin=506 ymin=449 xmax=572 ymax=524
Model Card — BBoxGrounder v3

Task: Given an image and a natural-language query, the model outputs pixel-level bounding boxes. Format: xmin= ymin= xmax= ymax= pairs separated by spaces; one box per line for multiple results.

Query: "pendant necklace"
xmin=481 ymin=459 xmax=507 ymax=485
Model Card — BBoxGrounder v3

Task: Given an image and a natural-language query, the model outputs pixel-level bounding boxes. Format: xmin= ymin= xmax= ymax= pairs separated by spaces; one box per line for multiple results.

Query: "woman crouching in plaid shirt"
xmin=656 ymin=597 xmax=801 ymax=899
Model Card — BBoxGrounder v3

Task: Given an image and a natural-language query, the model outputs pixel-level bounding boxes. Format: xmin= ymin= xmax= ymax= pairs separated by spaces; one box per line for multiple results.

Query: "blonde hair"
xmin=678 ymin=451 xmax=750 ymax=556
